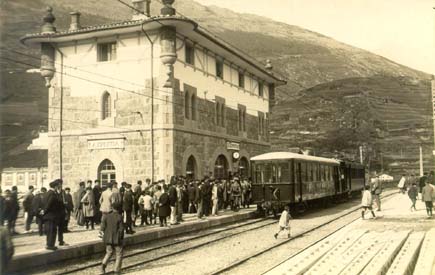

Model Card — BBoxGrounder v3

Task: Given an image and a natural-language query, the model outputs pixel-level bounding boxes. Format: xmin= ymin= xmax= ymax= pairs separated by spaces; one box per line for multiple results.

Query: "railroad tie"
xmin=304 ymin=230 xmax=369 ymax=275
xmin=356 ymin=230 xmax=410 ymax=275
xmin=413 ymin=228 xmax=435 ymax=275
xmin=385 ymin=231 xmax=425 ymax=275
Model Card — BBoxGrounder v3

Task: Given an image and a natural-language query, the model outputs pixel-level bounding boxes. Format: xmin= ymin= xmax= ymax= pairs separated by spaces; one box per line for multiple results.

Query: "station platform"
xmin=8 ymin=207 xmax=257 ymax=273
xmin=266 ymin=192 xmax=435 ymax=275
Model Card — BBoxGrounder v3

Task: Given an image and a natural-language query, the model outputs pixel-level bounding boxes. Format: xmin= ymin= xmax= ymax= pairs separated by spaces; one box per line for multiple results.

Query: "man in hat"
xmin=122 ymin=184 xmax=135 ymax=234
xmin=42 ymin=179 xmax=67 ymax=250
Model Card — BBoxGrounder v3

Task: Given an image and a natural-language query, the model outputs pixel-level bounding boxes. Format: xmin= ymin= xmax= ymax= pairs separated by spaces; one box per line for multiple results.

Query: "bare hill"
xmin=0 ymin=0 xmax=432 ymax=173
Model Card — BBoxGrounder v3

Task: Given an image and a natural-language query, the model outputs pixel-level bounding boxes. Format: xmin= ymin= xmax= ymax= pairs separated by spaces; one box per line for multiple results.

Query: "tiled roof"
xmin=22 ymin=15 xmax=188 ymax=39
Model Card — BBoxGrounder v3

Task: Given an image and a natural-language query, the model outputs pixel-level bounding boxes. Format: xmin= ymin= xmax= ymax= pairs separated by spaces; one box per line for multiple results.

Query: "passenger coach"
xmin=250 ymin=152 xmax=365 ymax=215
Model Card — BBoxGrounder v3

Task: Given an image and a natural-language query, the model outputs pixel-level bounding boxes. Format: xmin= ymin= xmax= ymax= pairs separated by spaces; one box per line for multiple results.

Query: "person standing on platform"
xmin=3 ymin=190 xmax=16 ymax=234
xmin=361 ymin=185 xmax=376 ymax=219
xmin=23 ymin=185 xmax=35 ymax=233
xmin=0 ymin=226 xmax=14 ymax=275
xmin=101 ymin=202 xmax=124 ymax=275
xmin=168 ymin=182 xmax=178 ymax=225
xmin=419 ymin=172 xmax=428 ymax=197
xmin=274 ymin=205 xmax=292 ymax=239
xmin=202 ymin=179 xmax=212 ymax=216
xmin=0 ymin=189 xmax=4 ymax=226
xmin=42 ymin=180 xmax=67 ymax=250
xmin=93 ymin=180 xmax=103 ymax=225
xmin=73 ymin=182 xmax=86 ymax=225
xmin=9 ymin=186 xmax=19 ymax=234
xmin=176 ymin=182 xmax=184 ymax=222
xmin=422 ymin=180 xmax=434 ymax=217
xmin=196 ymin=181 xmax=204 ymax=219
xmin=408 ymin=183 xmax=418 ymax=211
xmin=211 ymin=181 xmax=219 ymax=216
xmin=81 ymin=187 xmax=96 ymax=230
xmin=122 ymin=184 xmax=135 ymax=234
xmin=32 ymin=187 xmax=47 ymax=236
xmin=111 ymin=182 xmax=122 ymax=208
xmin=132 ymin=180 xmax=142 ymax=227
xmin=371 ymin=177 xmax=382 ymax=211
xmin=398 ymin=175 xmax=407 ymax=194
xmin=158 ymin=186 xmax=170 ymax=227
xmin=187 ymin=181 xmax=197 ymax=213
xmin=139 ymin=191 xmax=153 ymax=226
xmin=63 ymin=187 xmax=74 ymax=232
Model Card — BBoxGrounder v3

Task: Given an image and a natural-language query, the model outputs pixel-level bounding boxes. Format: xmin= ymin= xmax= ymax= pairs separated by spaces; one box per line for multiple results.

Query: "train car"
xmin=250 ymin=152 xmax=366 ymax=215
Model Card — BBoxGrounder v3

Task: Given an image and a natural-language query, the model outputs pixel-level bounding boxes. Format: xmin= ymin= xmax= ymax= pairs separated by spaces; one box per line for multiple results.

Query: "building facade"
xmin=1 ymin=167 xmax=49 ymax=192
xmin=21 ymin=1 xmax=285 ymax=186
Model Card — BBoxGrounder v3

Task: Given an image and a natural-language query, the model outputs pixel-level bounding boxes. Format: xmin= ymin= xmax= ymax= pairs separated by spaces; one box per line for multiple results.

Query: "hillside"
xmin=0 ymin=0 xmax=433 ymax=174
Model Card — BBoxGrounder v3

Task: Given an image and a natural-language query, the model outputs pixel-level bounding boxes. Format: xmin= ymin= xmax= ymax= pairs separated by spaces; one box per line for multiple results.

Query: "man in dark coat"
xmin=32 ymin=187 xmax=47 ymax=236
xmin=43 ymin=179 xmax=67 ymax=250
xmin=9 ymin=186 xmax=19 ymax=234
xmin=0 ymin=188 xmax=4 ymax=226
xmin=419 ymin=172 xmax=428 ymax=194
xmin=187 ymin=181 xmax=196 ymax=213
xmin=132 ymin=180 xmax=142 ymax=227
xmin=23 ymin=185 xmax=35 ymax=233
xmin=101 ymin=202 xmax=124 ymax=274
xmin=0 ymin=227 xmax=14 ymax=275
xmin=158 ymin=187 xmax=170 ymax=227
xmin=64 ymin=187 xmax=74 ymax=232
xmin=202 ymin=179 xmax=212 ymax=216
xmin=122 ymin=184 xmax=134 ymax=234
xmin=3 ymin=190 xmax=17 ymax=234
xmin=168 ymin=183 xmax=178 ymax=225
xmin=93 ymin=180 xmax=103 ymax=224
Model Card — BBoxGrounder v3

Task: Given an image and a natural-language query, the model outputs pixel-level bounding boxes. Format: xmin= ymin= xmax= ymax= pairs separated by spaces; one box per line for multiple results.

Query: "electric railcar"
xmin=250 ymin=152 xmax=365 ymax=214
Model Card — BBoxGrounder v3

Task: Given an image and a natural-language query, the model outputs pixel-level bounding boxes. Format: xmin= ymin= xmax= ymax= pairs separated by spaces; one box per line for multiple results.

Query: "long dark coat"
xmin=122 ymin=190 xmax=134 ymax=212
xmin=43 ymin=190 xmax=64 ymax=221
xmin=158 ymin=193 xmax=171 ymax=217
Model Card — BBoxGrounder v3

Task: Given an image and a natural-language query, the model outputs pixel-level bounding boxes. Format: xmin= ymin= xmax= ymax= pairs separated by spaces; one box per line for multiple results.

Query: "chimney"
xmin=69 ymin=12 xmax=81 ymax=31
xmin=132 ymin=0 xmax=151 ymax=20
xmin=41 ymin=6 xmax=56 ymax=34
xmin=161 ymin=0 xmax=175 ymax=16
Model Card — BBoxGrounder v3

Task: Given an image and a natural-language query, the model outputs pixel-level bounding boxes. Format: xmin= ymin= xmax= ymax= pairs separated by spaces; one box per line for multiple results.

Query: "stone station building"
xmin=21 ymin=0 xmax=286 ymax=185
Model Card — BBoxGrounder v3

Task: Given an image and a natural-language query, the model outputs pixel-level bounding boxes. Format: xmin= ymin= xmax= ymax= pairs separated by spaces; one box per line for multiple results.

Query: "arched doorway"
xmin=98 ymin=159 xmax=116 ymax=185
xmin=239 ymin=157 xmax=249 ymax=179
xmin=186 ymin=155 xmax=197 ymax=180
xmin=214 ymin=154 xmax=228 ymax=180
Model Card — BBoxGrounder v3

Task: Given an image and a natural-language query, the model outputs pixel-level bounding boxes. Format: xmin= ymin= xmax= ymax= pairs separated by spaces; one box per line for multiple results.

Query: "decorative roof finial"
xmin=161 ymin=0 xmax=175 ymax=16
xmin=265 ymin=59 xmax=273 ymax=71
xmin=41 ymin=6 xmax=56 ymax=34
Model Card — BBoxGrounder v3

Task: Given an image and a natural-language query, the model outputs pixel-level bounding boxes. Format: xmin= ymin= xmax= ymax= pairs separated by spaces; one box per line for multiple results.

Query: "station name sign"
xmin=226 ymin=141 xmax=240 ymax=151
xmin=88 ymin=138 xmax=125 ymax=150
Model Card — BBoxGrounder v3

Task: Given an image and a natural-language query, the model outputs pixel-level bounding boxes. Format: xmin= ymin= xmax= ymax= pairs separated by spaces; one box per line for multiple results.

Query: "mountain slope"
xmin=0 ymin=0 xmax=432 ymax=173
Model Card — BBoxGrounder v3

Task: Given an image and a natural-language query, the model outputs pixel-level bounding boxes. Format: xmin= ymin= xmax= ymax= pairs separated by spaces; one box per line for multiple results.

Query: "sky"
xmin=196 ymin=0 xmax=435 ymax=75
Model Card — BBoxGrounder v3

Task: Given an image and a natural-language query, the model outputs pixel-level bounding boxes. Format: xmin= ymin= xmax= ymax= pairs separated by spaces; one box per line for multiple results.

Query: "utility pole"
xmin=359 ymin=146 xmax=363 ymax=164
xmin=420 ymin=146 xmax=424 ymax=176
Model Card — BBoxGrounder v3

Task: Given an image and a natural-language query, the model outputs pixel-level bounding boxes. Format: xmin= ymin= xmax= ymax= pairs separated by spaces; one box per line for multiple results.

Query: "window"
xmin=258 ymin=112 xmax=265 ymax=136
xmin=239 ymin=157 xmax=249 ymax=178
xmin=216 ymin=59 xmax=224 ymax=79
xmin=191 ymin=94 xmax=197 ymax=120
xmin=238 ymin=72 xmax=244 ymax=88
xmin=259 ymin=83 xmax=264 ymax=97
xmin=98 ymin=159 xmax=116 ymax=185
xmin=102 ymin=92 xmax=111 ymax=120
xmin=214 ymin=155 xmax=228 ymax=179
xmin=238 ymin=105 xmax=246 ymax=132
xmin=185 ymin=43 xmax=195 ymax=65
xmin=186 ymin=155 xmax=197 ymax=179
xmin=185 ymin=92 xmax=190 ymax=119
xmin=220 ymin=103 xmax=225 ymax=127
xmin=215 ymin=102 xmax=221 ymax=126
xmin=97 ymin=42 xmax=117 ymax=62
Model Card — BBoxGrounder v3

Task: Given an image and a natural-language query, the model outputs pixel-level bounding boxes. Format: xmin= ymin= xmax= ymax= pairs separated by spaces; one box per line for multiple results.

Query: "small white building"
xmin=1 ymin=167 xmax=49 ymax=192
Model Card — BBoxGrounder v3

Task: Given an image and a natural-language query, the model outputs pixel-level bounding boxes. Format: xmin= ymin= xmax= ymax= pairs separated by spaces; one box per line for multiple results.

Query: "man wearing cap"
xmin=122 ymin=184 xmax=135 ymax=234
xmin=42 ymin=179 xmax=67 ymax=250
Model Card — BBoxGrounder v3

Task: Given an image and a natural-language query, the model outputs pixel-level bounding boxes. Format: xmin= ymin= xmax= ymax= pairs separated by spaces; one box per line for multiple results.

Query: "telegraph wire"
xmin=1 ymin=55 xmax=273 ymax=126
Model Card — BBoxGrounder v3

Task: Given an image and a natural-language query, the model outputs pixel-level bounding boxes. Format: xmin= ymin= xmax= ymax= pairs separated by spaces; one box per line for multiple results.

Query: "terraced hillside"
xmin=0 ymin=0 xmax=433 ymax=174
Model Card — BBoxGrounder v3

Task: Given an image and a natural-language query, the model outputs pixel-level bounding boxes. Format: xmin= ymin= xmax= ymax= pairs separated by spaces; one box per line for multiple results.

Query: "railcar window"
xmin=264 ymin=163 xmax=273 ymax=183
xmin=277 ymin=163 xmax=289 ymax=183
xmin=310 ymin=164 xmax=314 ymax=182
xmin=301 ymin=162 xmax=306 ymax=182
xmin=254 ymin=164 xmax=263 ymax=183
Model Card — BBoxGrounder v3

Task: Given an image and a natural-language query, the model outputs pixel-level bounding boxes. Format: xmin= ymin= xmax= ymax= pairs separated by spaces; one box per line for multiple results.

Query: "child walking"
xmin=274 ymin=205 xmax=292 ymax=239
xmin=362 ymin=185 xmax=376 ymax=219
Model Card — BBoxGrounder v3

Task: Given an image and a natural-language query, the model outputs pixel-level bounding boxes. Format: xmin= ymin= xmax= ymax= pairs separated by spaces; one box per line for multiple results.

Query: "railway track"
xmin=209 ymin=192 xmax=398 ymax=275
xmin=33 ymin=217 xmax=275 ymax=275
